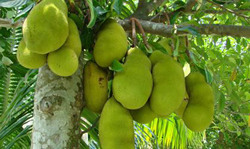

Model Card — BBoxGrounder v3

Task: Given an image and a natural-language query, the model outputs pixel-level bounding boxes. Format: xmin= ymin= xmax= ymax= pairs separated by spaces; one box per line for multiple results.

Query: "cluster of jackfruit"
xmin=17 ymin=0 xmax=81 ymax=77
xmin=83 ymin=19 xmax=214 ymax=149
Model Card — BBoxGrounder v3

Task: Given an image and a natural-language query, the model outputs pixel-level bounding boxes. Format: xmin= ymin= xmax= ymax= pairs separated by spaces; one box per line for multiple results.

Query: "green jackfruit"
xmin=185 ymin=72 xmax=206 ymax=93
xmin=183 ymin=104 xmax=214 ymax=132
xmin=149 ymin=51 xmax=185 ymax=116
xmin=93 ymin=19 xmax=127 ymax=67
xmin=23 ymin=0 xmax=68 ymax=54
xmin=83 ymin=61 xmax=108 ymax=113
xmin=47 ymin=47 xmax=78 ymax=77
xmin=113 ymin=48 xmax=153 ymax=109
xmin=158 ymin=38 xmax=172 ymax=55
xmin=130 ymin=102 xmax=157 ymax=124
xmin=99 ymin=97 xmax=135 ymax=149
xmin=175 ymin=98 xmax=188 ymax=118
xmin=182 ymin=72 xmax=214 ymax=132
xmin=63 ymin=18 xmax=82 ymax=57
xmin=17 ymin=39 xmax=46 ymax=69
xmin=149 ymin=50 xmax=169 ymax=66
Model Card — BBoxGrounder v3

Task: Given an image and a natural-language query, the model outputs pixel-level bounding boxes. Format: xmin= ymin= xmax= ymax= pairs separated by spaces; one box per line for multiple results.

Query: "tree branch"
xmin=206 ymin=0 xmax=250 ymax=21
xmin=0 ymin=18 xmax=23 ymax=28
xmin=129 ymin=0 xmax=165 ymax=20
xmin=119 ymin=19 xmax=250 ymax=38
xmin=150 ymin=0 xmax=198 ymax=22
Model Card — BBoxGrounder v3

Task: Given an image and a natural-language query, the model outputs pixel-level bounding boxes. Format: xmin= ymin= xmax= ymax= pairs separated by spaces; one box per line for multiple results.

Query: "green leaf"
xmin=170 ymin=11 xmax=180 ymax=24
xmin=148 ymin=41 xmax=169 ymax=55
xmin=86 ymin=0 xmax=97 ymax=28
xmin=178 ymin=26 xmax=200 ymax=36
xmin=2 ymin=56 xmax=13 ymax=66
xmin=0 ymin=0 xmax=29 ymax=8
xmin=83 ymin=51 xmax=93 ymax=61
xmin=112 ymin=0 xmax=123 ymax=15
xmin=110 ymin=60 xmax=123 ymax=72
xmin=81 ymin=26 xmax=94 ymax=50
xmin=0 ymin=46 xmax=4 ymax=53
xmin=226 ymin=38 xmax=231 ymax=49
xmin=218 ymin=93 xmax=225 ymax=112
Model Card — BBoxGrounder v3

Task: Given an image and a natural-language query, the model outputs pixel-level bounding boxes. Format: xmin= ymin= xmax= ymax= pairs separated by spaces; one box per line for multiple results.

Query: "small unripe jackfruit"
xmin=63 ymin=18 xmax=82 ymax=57
xmin=113 ymin=48 xmax=153 ymax=109
xmin=182 ymin=72 xmax=214 ymax=132
xmin=23 ymin=0 xmax=68 ymax=54
xmin=99 ymin=97 xmax=135 ymax=149
xmin=17 ymin=39 xmax=46 ymax=69
xmin=83 ymin=61 xmax=108 ymax=113
xmin=48 ymin=47 xmax=78 ymax=77
xmin=93 ymin=19 xmax=127 ymax=67
xmin=149 ymin=51 xmax=185 ymax=116
xmin=130 ymin=102 xmax=157 ymax=124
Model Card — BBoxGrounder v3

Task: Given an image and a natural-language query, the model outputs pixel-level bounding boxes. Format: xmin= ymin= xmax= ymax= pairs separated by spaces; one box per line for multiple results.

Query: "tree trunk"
xmin=31 ymin=64 xmax=84 ymax=149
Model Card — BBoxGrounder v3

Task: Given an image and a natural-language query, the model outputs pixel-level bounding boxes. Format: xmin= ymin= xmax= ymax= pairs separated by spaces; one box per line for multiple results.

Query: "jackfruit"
xmin=93 ymin=19 xmax=127 ymax=67
xmin=23 ymin=0 xmax=68 ymax=54
xmin=175 ymin=98 xmax=188 ymax=118
xmin=83 ymin=61 xmax=108 ymax=113
xmin=149 ymin=51 xmax=185 ymax=116
xmin=182 ymin=72 xmax=214 ymax=132
xmin=149 ymin=50 xmax=168 ymax=66
xmin=185 ymin=72 xmax=206 ymax=90
xmin=130 ymin=102 xmax=157 ymax=124
xmin=158 ymin=38 xmax=172 ymax=55
xmin=113 ymin=48 xmax=153 ymax=109
xmin=183 ymin=104 xmax=214 ymax=132
xmin=99 ymin=97 xmax=135 ymax=149
xmin=47 ymin=47 xmax=78 ymax=77
xmin=63 ymin=18 xmax=82 ymax=57
xmin=17 ymin=39 xmax=46 ymax=69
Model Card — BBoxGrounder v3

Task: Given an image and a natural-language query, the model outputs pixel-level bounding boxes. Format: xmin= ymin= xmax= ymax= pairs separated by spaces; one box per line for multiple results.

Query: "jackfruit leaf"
xmin=148 ymin=41 xmax=169 ymax=55
xmin=0 ymin=28 xmax=11 ymax=38
xmin=86 ymin=0 xmax=97 ymax=28
xmin=96 ymin=6 xmax=107 ymax=17
xmin=170 ymin=11 xmax=180 ymax=24
xmin=226 ymin=38 xmax=231 ymax=49
xmin=68 ymin=13 xmax=83 ymax=30
xmin=230 ymin=68 xmax=237 ymax=81
xmin=0 ymin=0 xmax=29 ymax=8
xmin=218 ymin=93 xmax=225 ymax=112
xmin=81 ymin=26 xmax=94 ymax=49
xmin=83 ymin=51 xmax=93 ymax=61
xmin=2 ymin=56 xmax=13 ymax=66
xmin=248 ymin=116 xmax=250 ymax=127
xmin=0 ymin=46 xmax=4 ymax=53
xmin=110 ymin=60 xmax=123 ymax=72
xmin=112 ymin=0 xmax=123 ymax=15
xmin=172 ymin=1 xmax=185 ymax=10
xmin=205 ymin=67 xmax=213 ymax=84
xmin=240 ymin=2 xmax=250 ymax=9
xmin=177 ymin=26 xmax=200 ymax=36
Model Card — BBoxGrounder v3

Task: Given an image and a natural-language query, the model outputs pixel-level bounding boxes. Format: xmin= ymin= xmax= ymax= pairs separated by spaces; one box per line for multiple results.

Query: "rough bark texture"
xmin=31 ymin=64 xmax=84 ymax=149
xmin=119 ymin=19 xmax=250 ymax=38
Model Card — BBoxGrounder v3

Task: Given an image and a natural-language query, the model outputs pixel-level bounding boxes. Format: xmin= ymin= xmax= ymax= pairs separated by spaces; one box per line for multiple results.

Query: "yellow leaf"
xmin=248 ymin=115 xmax=250 ymax=127
xmin=230 ymin=68 xmax=237 ymax=81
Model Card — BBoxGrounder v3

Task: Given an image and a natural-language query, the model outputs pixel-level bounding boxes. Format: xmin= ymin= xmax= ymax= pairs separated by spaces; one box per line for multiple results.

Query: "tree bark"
xmin=31 ymin=64 xmax=84 ymax=149
xmin=119 ymin=19 xmax=250 ymax=38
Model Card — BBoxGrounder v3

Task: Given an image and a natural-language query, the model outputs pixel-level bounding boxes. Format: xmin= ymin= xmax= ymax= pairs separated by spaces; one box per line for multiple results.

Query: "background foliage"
xmin=0 ymin=0 xmax=250 ymax=148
